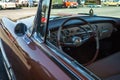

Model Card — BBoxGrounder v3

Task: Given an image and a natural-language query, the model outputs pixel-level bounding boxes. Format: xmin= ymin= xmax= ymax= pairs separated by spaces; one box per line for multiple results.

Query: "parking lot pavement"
xmin=0 ymin=7 xmax=37 ymax=20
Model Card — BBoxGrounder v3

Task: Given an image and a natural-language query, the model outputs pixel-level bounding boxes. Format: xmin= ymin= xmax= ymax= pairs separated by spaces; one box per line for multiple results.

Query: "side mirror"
xmin=14 ymin=23 xmax=27 ymax=36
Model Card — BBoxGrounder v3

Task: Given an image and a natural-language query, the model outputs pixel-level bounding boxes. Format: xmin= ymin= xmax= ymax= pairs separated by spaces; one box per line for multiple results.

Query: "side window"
xmin=42 ymin=0 xmax=50 ymax=19
xmin=38 ymin=0 xmax=50 ymax=37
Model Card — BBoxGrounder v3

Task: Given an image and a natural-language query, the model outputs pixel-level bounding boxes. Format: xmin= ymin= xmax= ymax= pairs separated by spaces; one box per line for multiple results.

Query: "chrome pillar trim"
xmin=32 ymin=32 xmax=44 ymax=43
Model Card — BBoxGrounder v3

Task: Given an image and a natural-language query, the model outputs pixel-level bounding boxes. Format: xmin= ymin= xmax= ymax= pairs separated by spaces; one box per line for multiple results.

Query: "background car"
xmin=52 ymin=0 xmax=78 ymax=8
xmin=103 ymin=0 xmax=120 ymax=6
xmin=0 ymin=0 xmax=16 ymax=9
xmin=33 ymin=0 xmax=38 ymax=7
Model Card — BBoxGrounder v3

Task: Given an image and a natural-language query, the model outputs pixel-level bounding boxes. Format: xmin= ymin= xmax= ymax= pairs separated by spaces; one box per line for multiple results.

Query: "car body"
xmin=15 ymin=0 xmax=29 ymax=7
xmin=84 ymin=0 xmax=102 ymax=8
xmin=33 ymin=0 xmax=39 ymax=7
xmin=0 ymin=0 xmax=120 ymax=80
xmin=0 ymin=1 xmax=16 ymax=9
xmin=52 ymin=0 xmax=78 ymax=8
xmin=63 ymin=0 xmax=78 ymax=8
xmin=103 ymin=1 xmax=120 ymax=6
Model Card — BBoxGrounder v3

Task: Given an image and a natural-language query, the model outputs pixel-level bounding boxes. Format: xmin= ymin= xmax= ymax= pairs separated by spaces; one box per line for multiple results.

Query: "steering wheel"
xmin=57 ymin=17 xmax=99 ymax=65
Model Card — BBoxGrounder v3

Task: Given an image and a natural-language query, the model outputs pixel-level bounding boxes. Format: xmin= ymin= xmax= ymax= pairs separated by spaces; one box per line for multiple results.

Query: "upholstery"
xmin=86 ymin=52 xmax=120 ymax=79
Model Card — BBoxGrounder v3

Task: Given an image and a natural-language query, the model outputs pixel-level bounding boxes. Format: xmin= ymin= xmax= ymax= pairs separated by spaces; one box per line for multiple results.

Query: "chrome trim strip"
xmin=0 ymin=39 xmax=16 ymax=80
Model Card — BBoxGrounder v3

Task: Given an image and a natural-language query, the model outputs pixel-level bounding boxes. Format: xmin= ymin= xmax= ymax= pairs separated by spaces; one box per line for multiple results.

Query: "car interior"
xmin=43 ymin=15 xmax=120 ymax=79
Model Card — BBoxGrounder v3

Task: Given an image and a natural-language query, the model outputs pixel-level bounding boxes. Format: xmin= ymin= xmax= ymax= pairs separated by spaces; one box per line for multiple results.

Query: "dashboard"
xmin=48 ymin=22 xmax=114 ymax=46
xmin=82 ymin=22 xmax=113 ymax=40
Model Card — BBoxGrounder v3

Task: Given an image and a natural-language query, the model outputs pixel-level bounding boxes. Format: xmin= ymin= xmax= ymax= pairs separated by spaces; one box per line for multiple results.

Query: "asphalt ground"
xmin=0 ymin=7 xmax=37 ymax=20
xmin=0 ymin=6 xmax=120 ymax=20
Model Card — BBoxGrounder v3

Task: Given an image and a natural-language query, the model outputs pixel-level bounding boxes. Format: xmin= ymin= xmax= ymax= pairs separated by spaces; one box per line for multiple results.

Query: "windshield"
xmin=50 ymin=0 xmax=120 ymax=18
xmin=51 ymin=7 xmax=120 ymax=17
